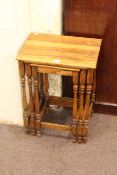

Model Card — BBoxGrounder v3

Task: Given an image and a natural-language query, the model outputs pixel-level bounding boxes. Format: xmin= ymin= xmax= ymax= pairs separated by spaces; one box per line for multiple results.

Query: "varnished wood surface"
xmin=37 ymin=66 xmax=73 ymax=76
xmin=49 ymin=96 xmax=76 ymax=107
xmin=17 ymin=33 xmax=102 ymax=69
xmin=17 ymin=33 xmax=100 ymax=143
xmin=41 ymin=122 xmax=70 ymax=131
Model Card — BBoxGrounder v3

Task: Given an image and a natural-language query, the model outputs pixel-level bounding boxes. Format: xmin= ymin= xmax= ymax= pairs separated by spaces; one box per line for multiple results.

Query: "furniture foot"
xmin=78 ymin=119 xmax=83 ymax=143
xmin=72 ymin=119 xmax=77 ymax=143
xmin=35 ymin=113 xmax=41 ymax=137
xmin=82 ymin=119 xmax=89 ymax=143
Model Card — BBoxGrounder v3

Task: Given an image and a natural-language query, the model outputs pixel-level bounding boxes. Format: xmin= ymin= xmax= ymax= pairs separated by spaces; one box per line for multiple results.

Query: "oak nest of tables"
xmin=17 ymin=33 xmax=102 ymax=143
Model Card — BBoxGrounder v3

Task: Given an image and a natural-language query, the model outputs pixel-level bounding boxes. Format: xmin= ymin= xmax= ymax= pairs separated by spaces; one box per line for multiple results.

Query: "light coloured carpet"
xmin=0 ymin=109 xmax=117 ymax=175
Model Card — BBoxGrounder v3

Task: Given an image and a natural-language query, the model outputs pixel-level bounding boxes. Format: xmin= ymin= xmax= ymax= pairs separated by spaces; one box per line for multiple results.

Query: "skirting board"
xmin=94 ymin=101 xmax=117 ymax=115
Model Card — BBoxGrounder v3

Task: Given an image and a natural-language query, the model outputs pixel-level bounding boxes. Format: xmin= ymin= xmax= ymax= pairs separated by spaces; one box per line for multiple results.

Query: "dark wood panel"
xmin=94 ymin=103 xmax=117 ymax=115
xmin=96 ymin=15 xmax=116 ymax=103
xmin=113 ymin=14 xmax=117 ymax=48
xmin=64 ymin=0 xmax=116 ymax=11
xmin=63 ymin=0 xmax=117 ymax=114
xmin=64 ymin=10 xmax=112 ymax=37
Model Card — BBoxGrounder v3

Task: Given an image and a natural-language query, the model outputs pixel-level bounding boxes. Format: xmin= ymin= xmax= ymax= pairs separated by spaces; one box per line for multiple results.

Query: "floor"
xmin=0 ymin=108 xmax=117 ymax=175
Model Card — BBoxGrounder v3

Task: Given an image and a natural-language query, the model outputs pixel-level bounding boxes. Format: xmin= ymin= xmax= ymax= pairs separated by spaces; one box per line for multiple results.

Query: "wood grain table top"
xmin=17 ymin=33 xmax=102 ymax=69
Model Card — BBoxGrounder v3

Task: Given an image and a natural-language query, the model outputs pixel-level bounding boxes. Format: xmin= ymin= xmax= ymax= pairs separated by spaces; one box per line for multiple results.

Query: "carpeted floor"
xmin=0 ymin=108 xmax=117 ymax=175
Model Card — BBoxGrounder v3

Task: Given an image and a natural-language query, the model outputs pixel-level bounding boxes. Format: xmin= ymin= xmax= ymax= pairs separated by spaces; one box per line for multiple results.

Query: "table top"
xmin=17 ymin=33 xmax=102 ymax=69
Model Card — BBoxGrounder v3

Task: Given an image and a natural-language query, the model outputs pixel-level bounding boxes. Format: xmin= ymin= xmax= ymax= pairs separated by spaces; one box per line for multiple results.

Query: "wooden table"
xmin=17 ymin=33 xmax=102 ymax=143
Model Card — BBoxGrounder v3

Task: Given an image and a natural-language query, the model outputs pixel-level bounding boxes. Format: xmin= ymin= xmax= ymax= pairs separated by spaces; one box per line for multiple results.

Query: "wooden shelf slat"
xmin=41 ymin=122 xmax=71 ymax=131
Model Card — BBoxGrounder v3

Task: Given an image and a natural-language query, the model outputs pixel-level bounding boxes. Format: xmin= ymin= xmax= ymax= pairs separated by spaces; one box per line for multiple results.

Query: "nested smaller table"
xmin=17 ymin=33 xmax=102 ymax=143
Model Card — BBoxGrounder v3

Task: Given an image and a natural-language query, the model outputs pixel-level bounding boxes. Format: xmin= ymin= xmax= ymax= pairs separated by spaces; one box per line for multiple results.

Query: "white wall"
xmin=29 ymin=0 xmax=62 ymax=34
xmin=29 ymin=0 xmax=62 ymax=96
xmin=0 ymin=0 xmax=62 ymax=125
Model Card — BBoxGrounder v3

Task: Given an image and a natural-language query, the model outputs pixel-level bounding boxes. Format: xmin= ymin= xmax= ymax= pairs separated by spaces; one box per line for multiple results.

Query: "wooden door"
xmin=63 ymin=0 xmax=117 ymax=115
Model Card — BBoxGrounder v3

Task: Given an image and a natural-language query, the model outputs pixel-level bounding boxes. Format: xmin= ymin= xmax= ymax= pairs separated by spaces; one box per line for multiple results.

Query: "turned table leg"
xmin=44 ymin=73 xmax=49 ymax=101
xmin=19 ymin=61 xmax=30 ymax=134
xmin=77 ymin=69 xmax=86 ymax=143
xmin=82 ymin=69 xmax=94 ymax=143
xmin=26 ymin=64 xmax=36 ymax=136
xmin=32 ymin=67 xmax=41 ymax=137
xmin=72 ymin=72 xmax=79 ymax=143
xmin=90 ymin=70 xmax=96 ymax=115
xmin=44 ymin=73 xmax=49 ymax=114
xmin=39 ymin=73 xmax=44 ymax=104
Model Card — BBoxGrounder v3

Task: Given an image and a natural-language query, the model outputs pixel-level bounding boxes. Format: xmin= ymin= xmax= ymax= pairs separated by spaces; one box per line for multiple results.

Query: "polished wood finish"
xmin=17 ymin=33 xmax=101 ymax=143
xmin=49 ymin=96 xmax=76 ymax=108
xmin=37 ymin=65 xmax=73 ymax=76
xmin=63 ymin=0 xmax=117 ymax=115
xmin=17 ymin=33 xmax=101 ymax=69
xmin=41 ymin=122 xmax=70 ymax=131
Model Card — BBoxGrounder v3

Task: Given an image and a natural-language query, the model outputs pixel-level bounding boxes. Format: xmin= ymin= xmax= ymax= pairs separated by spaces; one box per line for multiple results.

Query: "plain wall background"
xmin=0 ymin=0 xmax=62 ymax=125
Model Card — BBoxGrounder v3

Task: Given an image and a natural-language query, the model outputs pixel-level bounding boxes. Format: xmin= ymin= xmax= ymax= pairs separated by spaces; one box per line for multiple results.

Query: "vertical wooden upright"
xmin=44 ymin=74 xmax=49 ymax=101
xmin=26 ymin=64 xmax=36 ymax=135
xmin=19 ymin=61 xmax=29 ymax=134
xmin=82 ymin=69 xmax=94 ymax=143
xmin=39 ymin=73 xmax=44 ymax=105
xmin=90 ymin=70 xmax=96 ymax=114
xmin=32 ymin=67 xmax=41 ymax=137
xmin=77 ymin=69 xmax=86 ymax=143
xmin=72 ymin=72 xmax=78 ymax=143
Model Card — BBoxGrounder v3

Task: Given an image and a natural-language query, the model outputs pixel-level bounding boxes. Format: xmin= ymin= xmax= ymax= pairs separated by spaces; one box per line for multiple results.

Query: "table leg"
xmin=72 ymin=72 xmax=79 ymax=143
xmin=44 ymin=73 xmax=49 ymax=113
xmin=26 ymin=63 xmax=36 ymax=136
xmin=39 ymin=73 xmax=44 ymax=105
xmin=44 ymin=73 xmax=49 ymax=101
xmin=90 ymin=70 xmax=96 ymax=114
xmin=77 ymin=69 xmax=86 ymax=143
xmin=19 ymin=61 xmax=30 ymax=134
xmin=82 ymin=69 xmax=94 ymax=143
xmin=32 ymin=67 xmax=41 ymax=137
